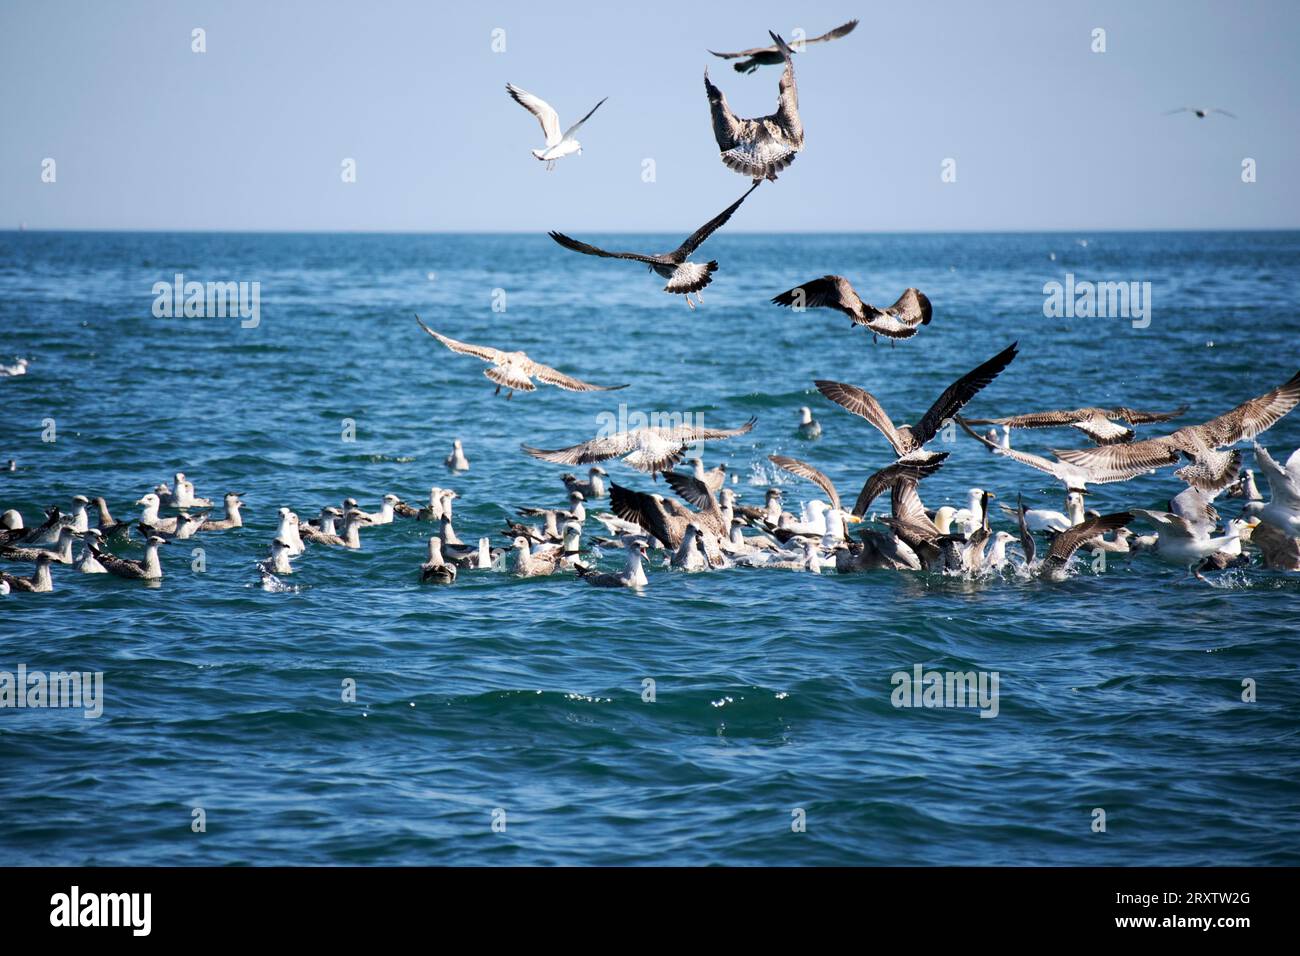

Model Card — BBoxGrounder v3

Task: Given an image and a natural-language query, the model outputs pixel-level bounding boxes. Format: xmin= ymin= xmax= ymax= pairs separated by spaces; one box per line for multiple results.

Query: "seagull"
xmin=505 ymin=83 xmax=607 ymax=171
xmin=1251 ymin=520 xmax=1300 ymax=571
xmin=420 ymin=537 xmax=457 ymax=584
xmin=0 ymin=357 xmax=30 ymax=376
xmin=141 ymin=511 xmax=206 ymax=541
xmin=709 ymin=19 xmax=858 ymax=73
xmin=999 ymin=491 xmax=1086 ymax=533
xmin=524 ymin=417 xmax=756 ymax=479
xmin=0 ymin=552 xmax=54 ymax=592
xmin=1131 ymin=509 xmax=1242 ymax=580
xmin=963 ymin=404 xmax=1188 ymax=446
xmin=955 ymin=416 xmax=1168 ymax=491
xmin=577 ymin=537 xmax=650 ymax=588
xmin=90 ymin=496 xmax=132 ymax=540
xmin=94 ymin=534 xmax=167 ymax=581
xmin=416 ymin=317 xmax=629 ymax=398
xmin=275 ymin=507 xmax=305 ymax=555
xmin=1165 ymin=107 xmax=1236 ymax=119
xmin=772 ymin=278 xmax=933 ymax=342
xmin=446 ymin=440 xmax=469 ymax=472
xmin=67 ymin=495 xmax=91 ymax=533
xmin=509 ymin=536 xmax=570 ymax=578
xmin=168 ymin=472 xmax=212 ymax=509
xmin=1242 ymin=443 xmax=1300 ymax=536
xmin=73 ymin=530 xmax=107 ymax=573
xmin=548 ymin=182 xmax=760 ymax=307
xmin=797 ymin=406 xmax=821 ymax=439
xmin=1018 ymin=509 xmax=1135 ymax=582
xmin=562 ymin=467 xmax=608 ymax=499
xmin=353 ymin=494 xmax=401 ymax=526
xmin=300 ymin=507 xmax=343 ymax=544
xmin=259 ymin=538 xmax=297 ymax=576
xmin=2 ymin=525 xmax=77 ymax=564
xmin=674 ymin=458 xmax=728 ymax=493
xmin=196 ymin=493 xmax=246 ymax=531
xmin=135 ymin=493 xmax=189 ymax=533
xmin=766 ymin=454 xmax=867 ymax=542
xmin=815 ymin=342 xmax=1019 ymax=464
xmin=610 ymin=479 xmax=730 ymax=553
xmin=705 ymin=32 xmax=804 ymax=182
xmin=1053 ymin=369 xmax=1300 ymax=493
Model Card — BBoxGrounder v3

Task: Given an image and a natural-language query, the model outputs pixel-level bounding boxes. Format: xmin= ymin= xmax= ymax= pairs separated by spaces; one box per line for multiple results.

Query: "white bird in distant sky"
xmin=1164 ymin=107 xmax=1236 ymax=119
xmin=506 ymin=83 xmax=607 ymax=170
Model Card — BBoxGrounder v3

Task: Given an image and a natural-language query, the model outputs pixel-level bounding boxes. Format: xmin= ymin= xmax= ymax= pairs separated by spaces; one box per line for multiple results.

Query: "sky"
xmin=1 ymin=0 xmax=1297 ymax=232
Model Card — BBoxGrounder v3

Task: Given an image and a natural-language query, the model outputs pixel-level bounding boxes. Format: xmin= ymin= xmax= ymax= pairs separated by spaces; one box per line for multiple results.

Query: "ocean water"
xmin=1 ymin=229 xmax=1298 ymax=866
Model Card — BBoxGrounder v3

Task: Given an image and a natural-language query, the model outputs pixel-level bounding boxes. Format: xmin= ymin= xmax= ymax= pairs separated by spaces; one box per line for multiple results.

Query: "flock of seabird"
xmin=2 ymin=22 xmax=1293 ymax=596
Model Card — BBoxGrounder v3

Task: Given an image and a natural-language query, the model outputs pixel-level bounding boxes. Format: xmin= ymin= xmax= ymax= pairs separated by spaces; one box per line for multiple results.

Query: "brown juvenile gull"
xmin=1052 ymin=369 xmax=1300 ymax=494
xmin=1 ymin=552 xmax=54 ymax=593
xmin=963 ymin=404 xmax=1188 ymax=446
xmin=709 ymin=19 xmax=858 ymax=74
xmin=94 ymin=534 xmax=167 ymax=581
xmin=505 ymin=83 xmax=607 ymax=171
xmin=610 ymin=480 xmax=730 ymax=554
xmin=523 ymin=417 xmax=756 ymax=479
xmin=772 ymin=278 xmax=933 ymax=342
xmin=416 ymin=317 xmax=628 ymax=399
xmin=547 ymin=182 xmax=760 ymax=308
xmin=815 ymin=342 xmax=1019 ymax=464
xmin=705 ymin=32 xmax=803 ymax=181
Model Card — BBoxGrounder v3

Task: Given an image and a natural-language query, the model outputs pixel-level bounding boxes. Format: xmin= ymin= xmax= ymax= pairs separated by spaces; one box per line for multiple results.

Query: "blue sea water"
xmin=0 ymin=229 xmax=1298 ymax=866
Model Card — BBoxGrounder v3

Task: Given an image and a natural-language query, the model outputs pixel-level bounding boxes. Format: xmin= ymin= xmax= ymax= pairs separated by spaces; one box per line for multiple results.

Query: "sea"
xmin=1 ymin=229 xmax=1297 ymax=865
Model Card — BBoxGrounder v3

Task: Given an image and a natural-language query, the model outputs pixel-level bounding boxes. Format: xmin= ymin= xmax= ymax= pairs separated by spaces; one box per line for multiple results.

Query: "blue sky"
xmin=1 ymin=0 xmax=1296 ymax=231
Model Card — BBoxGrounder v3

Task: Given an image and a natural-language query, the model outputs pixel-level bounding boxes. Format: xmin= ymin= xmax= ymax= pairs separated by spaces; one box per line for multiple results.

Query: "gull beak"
xmin=844 ymin=514 xmax=863 ymax=524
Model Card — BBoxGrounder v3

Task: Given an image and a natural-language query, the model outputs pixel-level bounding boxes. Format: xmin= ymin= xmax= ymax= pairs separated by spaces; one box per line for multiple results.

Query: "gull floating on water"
xmin=524 ymin=416 xmax=756 ymax=479
xmin=577 ymin=537 xmax=649 ymax=588
xmin=0 ymin=552 xmax=54 ymax=592
xmin=94 ymin=534 xmax=167 ymax=581
xmin=416 ymin=317 xmax=629 ymax=398
xmin=1131 ymin=509 xmax=1242 ymax=580
xmin=797 ymin=406 xmax=821 ymax=439
xmin=446 ymin=440 xmax=469 ymax=472
xmin=73 ymin=530 xmax=106 ymax=573
xmin=548 ymin=183 xmax=760 ymax=308
xmin=773 ymin=278 xmax=933 ymax=342
xmin=1016 ymin=506 xmax=1135 ymax=582
xmin=705 ymin=32 xmax=803 ymax=182
xmin=1 ymin=525 xmax=77 ymax=564
xmin=1052 ymin=369 xmax=1300 ymax=493
xmin=505 ymin=83 xmax=607 ymax=171
xmin=709 ymin=19 xmax=858 ymax=73
xmin=420 ymin=537 xmax=457 ymax=584
xmin=562 ymin=467 xmax=608 ymax=499
xmin=0 ymin=357 xmax=30 ymax=376
xmin=196 ymin=493 xmax=246 ymax=531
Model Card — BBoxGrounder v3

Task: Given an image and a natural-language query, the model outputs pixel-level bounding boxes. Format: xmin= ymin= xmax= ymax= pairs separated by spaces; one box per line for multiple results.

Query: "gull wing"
xmin=528 ymin=360 xmax=628 ymax=393
xmin=506 ymin=84 xmax=563 ymax=147
xmin=911 ymin=342 xmax=1020 ymax=448
xmin=771 ymin=275 xmax=862 ymax=318
xmin=561 ymin=97 xmax=608 ymax=141
xmin=415 ymin=316 xmax=505 ymax=364
xmin=547 ymin=231 xmax=660 ymax=264
xmin=815 ymin=380 xmax=909 ymax=457
xmin=768 ymin=455 xmax=840 ymax=511
xmin=671 ymin=182 xmax=760 ymax=260
xmin=521 ymin=431 xmax=639 ymax=466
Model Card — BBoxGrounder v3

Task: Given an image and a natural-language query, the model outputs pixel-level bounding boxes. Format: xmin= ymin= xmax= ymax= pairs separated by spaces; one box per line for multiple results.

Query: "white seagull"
xmin=506 ymin=83 xmax=607 ymax=171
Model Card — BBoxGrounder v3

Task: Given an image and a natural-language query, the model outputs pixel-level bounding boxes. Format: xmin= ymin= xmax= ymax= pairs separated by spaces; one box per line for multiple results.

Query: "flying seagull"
xmin=705 ymin=32 xmax=804 ymax=182
xmin=523 ymin=417 xmax=757 ymax=479
xmin=1165 ymin=107 xmax=1236 ymax=119
xmin=954 ymin=416 xmax=1172 ymax=492
xmin=1052 ymin=369 xmax=1300 ymax=493
xmin=814 ymin=342 xmax=1020 ymax=463
xmin=547 ymin=182 xmax=760 ymax=307
xmin=505 ymin=83 xmax=607 ymax=170
xmin=709 ymin=19 xmax=858 ymax=74
xmin=415 ymin=317 xmax=628 ymax=398
xmin=772 ymin=277 xmax=933 ymax=342
xmin=963 ymin=404 xmax=1188 ymax=446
